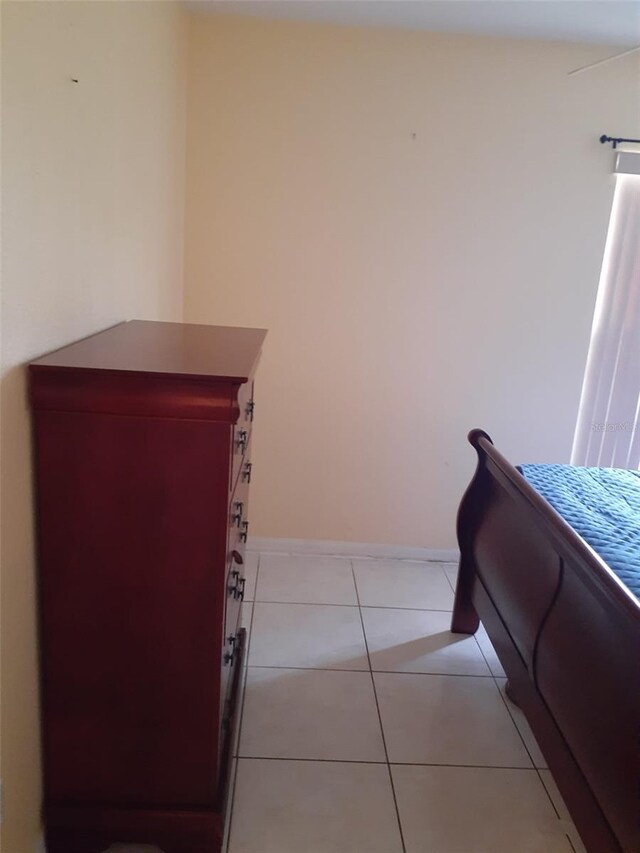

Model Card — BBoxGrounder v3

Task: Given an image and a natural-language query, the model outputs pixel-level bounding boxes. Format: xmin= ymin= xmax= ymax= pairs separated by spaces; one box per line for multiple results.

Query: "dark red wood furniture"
xmin=452 ymin=429 xmax=640 ymax=853
xmin=29 ymin=320 xmax=267 ymax=853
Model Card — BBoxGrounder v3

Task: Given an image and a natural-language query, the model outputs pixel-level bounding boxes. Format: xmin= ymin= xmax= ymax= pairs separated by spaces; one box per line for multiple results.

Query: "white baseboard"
xmin=247 ymin=536 xmax=459 ymax=563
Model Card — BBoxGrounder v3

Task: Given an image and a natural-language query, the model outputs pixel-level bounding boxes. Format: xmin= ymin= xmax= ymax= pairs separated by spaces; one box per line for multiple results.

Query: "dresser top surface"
xmin=31 ymin=321 xmax=267 ymax=383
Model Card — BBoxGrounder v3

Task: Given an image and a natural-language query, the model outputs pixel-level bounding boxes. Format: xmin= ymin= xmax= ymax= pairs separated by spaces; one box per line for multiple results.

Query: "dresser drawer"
xmin=222 ymin=480 xmax=250 ymax=691
xmin=224 ymin=553 xmax=243 ymax=638
xmin=230 ymin=381 xmax=255 ymax=491
xmin=229 ymin=468 xmax=250 ymax=547
xmin=237 ymin=378 xmax=255 ymax=429
xmin=223 ymin=478 xmax=250 ymax=671
xmin=221 ymin=549 xmax=244 ymax=713
xmin=231 ymin=424 xmax=252 ymax=494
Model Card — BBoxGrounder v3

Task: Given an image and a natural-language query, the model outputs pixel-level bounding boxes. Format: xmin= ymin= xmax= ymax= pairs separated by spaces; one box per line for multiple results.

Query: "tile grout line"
xmin=231 ymin=755 xmax=551 ymax=770
xmin=247 ymin=599 xmax=453 ymax=612
xmin=248 ymin=549 xmax=459 ymax=567
xmin=448 ymin=563 xmax=549 ymax=777
xmin=443 ymin=566 xmax=458 ymax=595
xmin=442 ymin=561 xmax=495 ymax=677
xmin=471 ymin=621 xmax=552 ymax=770
xmin=490 ymin=672 xmax=567 ymax=824
xmin=449 ymin=575 xmax=579 ymax=844
xmin=518 ymin=752 xmax=564 ymax=822
xmin=245 ymin=663 xmax=498 ymax=677
xmin=351 ymin=559 xmax=407 ymax=853
xmin=237 ymin=756 xmax=387 ymax=765
xmin=477 ymin=639 xmax=566 ymax=826
xmin=492 ymin=672 xmax=543 ymax=771
xmin=538 ymin=767 xmax=570 ymax=825
xmin=447 ymin=562 xmax=569 ymax=830
xmin=225 ymin=553 xmax=261 ymax=853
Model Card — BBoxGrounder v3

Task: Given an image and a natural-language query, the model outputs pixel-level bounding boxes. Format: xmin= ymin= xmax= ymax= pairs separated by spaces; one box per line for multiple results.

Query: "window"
xmin=572 ymin=152 xmax=640 ymax=469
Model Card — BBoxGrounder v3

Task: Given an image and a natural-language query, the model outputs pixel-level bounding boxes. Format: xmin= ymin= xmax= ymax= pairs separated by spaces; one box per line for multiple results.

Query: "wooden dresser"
xmin=29 ymin=320 xmax=267 ymax=853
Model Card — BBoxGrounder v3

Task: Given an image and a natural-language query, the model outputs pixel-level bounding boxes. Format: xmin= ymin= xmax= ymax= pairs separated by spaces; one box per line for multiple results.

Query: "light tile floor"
xmin=106 ymin=552 xmax=587 ymax=853
xmin=226 ymin=553 xmax=587 ymax=853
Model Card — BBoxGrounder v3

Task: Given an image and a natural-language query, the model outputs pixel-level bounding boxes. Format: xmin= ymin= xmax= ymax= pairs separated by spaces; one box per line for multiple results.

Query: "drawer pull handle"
xmin=224 ymin=631 xmax=242 ymax=665
xmin=246 ymin=400 xmax=255 ymax=421
xmin=240 ymin=520 xmax=249 ymax=543
xmin=231 ymin=550 xmax=244 ymax=565
xmin=236 ymin=429 xmax=248 ymax=453
xmin=232 ymin=501 xmax=244 ymax=527
xmin=234 ymin=577 xmax=246 ymax=601
xmin=228 ymin=568 xmax=241 ymax=597
xmin=242 ymin=462 xmax=252 ymax=483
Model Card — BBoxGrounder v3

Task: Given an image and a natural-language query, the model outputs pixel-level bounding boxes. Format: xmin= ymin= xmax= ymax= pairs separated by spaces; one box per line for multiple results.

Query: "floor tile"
xmin=240 ymin=602 xmax=253 ymax=650
xmin=229 ymin=759 xmax=403 ymax=853
xmin=443 ymin=562 xmax=459 ymax=590
xmin=353 ymin=559 xmax=454 ymax=609
xmin=362 ymin=607 xmax=490 ymax=675
xmin=497 ymin=677 xmax=547 ymax=768
xmin=392 ymin=764 xmax=572 ymax=852
xmin=242 ymin=552 xmax=259 ymax=601
xmin=256 ymin=554 xmax=357 ymax=605
xmin=539 ymin=769 xmax=588 ymax=853
xmin=475 ymin=621 xmax=507 ymax=677
xmin=240 ymin=667 xmax=385 ymax=761
xmin=240 ymin=601 xmax=253 ymax=630
xmin=249 ymin=603 xmax=369 ymax=670
xmin=374 ymin=672 xmax=532 ymax=767
xmin=222 ymin=756 xmax=238 ymax=849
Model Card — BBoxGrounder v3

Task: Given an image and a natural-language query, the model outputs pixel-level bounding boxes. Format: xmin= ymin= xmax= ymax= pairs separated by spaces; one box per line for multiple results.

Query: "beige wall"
xmin=185 ymin=15 xmax=639 ymax=548
xmin=1 ymin=2 xmax=187 ymax=849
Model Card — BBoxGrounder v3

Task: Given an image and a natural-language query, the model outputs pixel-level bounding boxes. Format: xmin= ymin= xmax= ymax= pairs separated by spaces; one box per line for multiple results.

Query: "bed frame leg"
xmin=451 ymin=429 xmax=492 ymax=635
xmin=451 ymin=553 xmax=480 ymax=634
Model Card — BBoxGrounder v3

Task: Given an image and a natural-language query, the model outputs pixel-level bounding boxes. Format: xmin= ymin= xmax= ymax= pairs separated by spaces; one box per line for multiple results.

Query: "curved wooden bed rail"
xmin=452 ymin=430 xmax=640 ymax=853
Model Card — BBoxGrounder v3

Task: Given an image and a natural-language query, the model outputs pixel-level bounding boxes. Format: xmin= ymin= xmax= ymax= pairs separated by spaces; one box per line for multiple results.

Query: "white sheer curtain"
xmin=572 ymin=153 xmax=640 ymax=469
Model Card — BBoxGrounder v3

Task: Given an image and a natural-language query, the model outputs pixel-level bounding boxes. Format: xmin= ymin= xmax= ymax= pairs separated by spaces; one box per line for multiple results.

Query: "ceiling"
xmin=186 ymin=1 xmax=640 ymax=47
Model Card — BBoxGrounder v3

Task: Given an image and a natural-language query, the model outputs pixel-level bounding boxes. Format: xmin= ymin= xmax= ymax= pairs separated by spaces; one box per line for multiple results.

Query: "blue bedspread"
xmin=517 ymin=463 xmax=640 ymax=599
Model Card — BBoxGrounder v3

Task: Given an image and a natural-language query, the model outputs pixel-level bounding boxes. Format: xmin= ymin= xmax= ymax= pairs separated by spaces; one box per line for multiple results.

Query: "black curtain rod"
xmin=600 ymin=134 xmax=640 ymax=149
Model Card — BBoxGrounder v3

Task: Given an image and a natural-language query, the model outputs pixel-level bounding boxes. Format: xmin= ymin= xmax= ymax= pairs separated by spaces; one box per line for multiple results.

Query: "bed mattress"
xmin=517 ymin=463 xmax=640 ymax=600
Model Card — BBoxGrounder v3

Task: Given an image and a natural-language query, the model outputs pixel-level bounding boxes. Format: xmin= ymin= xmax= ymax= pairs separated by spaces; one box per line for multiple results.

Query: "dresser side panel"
xmin=34 ymin=410 xmax=231 ymax=808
